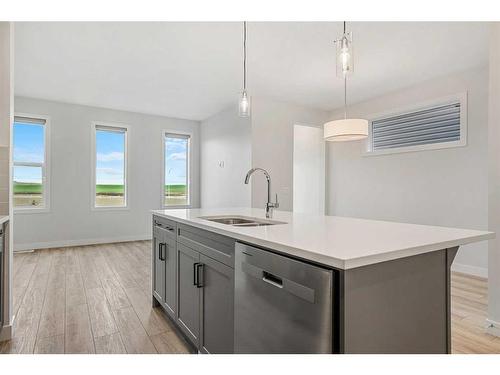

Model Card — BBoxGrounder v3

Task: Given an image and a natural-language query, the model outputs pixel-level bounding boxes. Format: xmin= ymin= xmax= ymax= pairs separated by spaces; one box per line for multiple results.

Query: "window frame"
xmin=90 ymin=121 xmax=130 ymax=211
xmin=363 ymin=92 xmax=468 ymax=157
xmin=13 ymin=112 xmax=51 ymax=214
xmin=161 ymin=129 xmax=192 ymax=209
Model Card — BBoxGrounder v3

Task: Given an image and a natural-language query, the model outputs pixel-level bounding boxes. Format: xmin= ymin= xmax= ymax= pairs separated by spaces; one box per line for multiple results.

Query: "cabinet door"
xmin=152 ymin=227 xmax=166 ymax=305
xmin=177 ymin=243 xmax=201 ymax=347
xmin=200 ymin=254 xmax=234 ymax=354
xmin=163 ymin=236 xmax=177 ymax=319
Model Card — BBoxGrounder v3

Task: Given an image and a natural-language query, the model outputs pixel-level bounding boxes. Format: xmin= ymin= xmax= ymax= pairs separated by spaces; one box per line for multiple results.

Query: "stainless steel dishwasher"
xmin=234 ymin=242 xmax=333 ymax=353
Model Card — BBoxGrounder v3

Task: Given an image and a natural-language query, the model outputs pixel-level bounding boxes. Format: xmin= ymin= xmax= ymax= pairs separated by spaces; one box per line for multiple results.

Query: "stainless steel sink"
xmin=206 ymin=217 xmax=256 ymax=225
xmin=199 ymin=215 xmax=286 ymax=227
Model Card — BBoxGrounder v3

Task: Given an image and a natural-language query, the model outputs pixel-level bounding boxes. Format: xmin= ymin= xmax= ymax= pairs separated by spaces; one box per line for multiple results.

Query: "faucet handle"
xmin=274 ymin=193 xmax=279 ymax=208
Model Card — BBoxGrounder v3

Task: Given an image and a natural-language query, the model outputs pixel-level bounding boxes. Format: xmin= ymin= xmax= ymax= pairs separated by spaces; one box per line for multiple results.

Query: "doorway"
xmin=293 ymin=124 xmax=325 ymax=215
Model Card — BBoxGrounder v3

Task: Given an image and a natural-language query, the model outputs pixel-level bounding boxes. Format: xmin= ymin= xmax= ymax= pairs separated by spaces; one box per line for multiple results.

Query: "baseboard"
xmin=451 ymin=262 xmax=488 ymax=278
xmin=13 ymin=234 xmax=151 ymax=252
xmin=486 ymin=319 xmax=500 ymax=337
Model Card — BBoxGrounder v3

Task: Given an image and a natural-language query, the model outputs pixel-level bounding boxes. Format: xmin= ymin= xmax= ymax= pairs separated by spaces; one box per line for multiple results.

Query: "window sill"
xmin=91 ymin=206 xmax=130 ymax=212
xmin=362 ymin=139 xmax=467 ymax=157
xmin=14 ymin=207 xmax=50 ymax=214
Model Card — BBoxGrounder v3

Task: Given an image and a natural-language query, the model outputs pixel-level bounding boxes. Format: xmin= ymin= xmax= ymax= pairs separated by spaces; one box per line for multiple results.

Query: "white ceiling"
xmin=14 ymin=22 xmax=490 ymax=121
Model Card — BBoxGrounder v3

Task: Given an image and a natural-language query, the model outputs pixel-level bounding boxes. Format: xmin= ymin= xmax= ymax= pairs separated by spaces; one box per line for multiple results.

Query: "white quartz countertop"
xmin=151 ymin=208 xmax=494 ymax=269
xmin=0 ymin=215 xmax=9 ymax=225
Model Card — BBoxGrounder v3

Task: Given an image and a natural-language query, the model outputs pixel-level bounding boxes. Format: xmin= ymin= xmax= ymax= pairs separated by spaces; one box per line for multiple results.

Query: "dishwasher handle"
xmin=241 ymin=261 xmax=316 ymax=303
xmin=262 ymin=271 xmax=283 ymax=289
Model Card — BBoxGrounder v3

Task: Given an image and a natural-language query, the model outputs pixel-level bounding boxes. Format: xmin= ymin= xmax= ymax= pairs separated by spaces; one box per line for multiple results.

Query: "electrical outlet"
xmin=218 ymin=160 xmax=225 ymax=168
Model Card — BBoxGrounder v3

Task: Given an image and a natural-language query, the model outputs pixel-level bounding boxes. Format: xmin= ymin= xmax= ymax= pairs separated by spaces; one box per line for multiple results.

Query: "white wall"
xmin=488 ymin=23 xmax=500 ymax=332
xmin=293 ymin=124 xmax=325 ymax=214
xmin=200 ymin=106 xmax=251 ymax=208
xmin=13 ymin=96 xmax=200 ymax=250
xmin=251 ymin=97 xmax=329 ymax=211
xmin=326 ymin=68 xmax=489 ymax=276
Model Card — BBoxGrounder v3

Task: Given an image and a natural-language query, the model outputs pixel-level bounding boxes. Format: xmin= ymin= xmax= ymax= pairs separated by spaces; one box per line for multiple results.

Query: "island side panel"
xmin=342 ymin=247 xmax=458 ymax=354
xmin=445 ymin=247 xmax=458 ymax=353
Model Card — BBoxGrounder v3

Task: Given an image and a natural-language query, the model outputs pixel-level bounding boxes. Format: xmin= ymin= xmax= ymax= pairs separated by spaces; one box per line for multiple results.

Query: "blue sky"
xmin=165 ymin=137 xmax=188 ymax=185
xmin=95 ymin=130 xmax=125 ymax=185
xmin=13 ymin=121 xmax=44 ymax=183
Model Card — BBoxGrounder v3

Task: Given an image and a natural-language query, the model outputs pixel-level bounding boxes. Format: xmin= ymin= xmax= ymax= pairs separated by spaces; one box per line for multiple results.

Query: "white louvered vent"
xmin=369 ymin=96 xmax=466 ymax=154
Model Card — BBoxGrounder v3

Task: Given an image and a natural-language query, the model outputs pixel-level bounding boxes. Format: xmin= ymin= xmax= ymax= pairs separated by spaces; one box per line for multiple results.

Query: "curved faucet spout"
xmin=244 ymin=167 xmax=270 ymax=185
xmin=244 ymin=167 xmax=278 ymax=218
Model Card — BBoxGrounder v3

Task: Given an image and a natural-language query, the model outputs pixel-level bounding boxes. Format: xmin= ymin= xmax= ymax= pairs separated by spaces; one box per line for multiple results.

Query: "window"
xmin=163 ymin=132 xmax=190 ymax=207
xmin=13 ymin=115 xmax=49 ymax=210
xmin=366 ymin=93 xmax=467 ymax=155
xmin=92 ymin=123 xmax=128 ymax=208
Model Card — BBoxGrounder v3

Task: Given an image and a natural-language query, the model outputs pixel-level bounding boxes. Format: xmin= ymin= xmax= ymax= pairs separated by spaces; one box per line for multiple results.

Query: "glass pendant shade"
xmin=336 ymin=32 xmax=353 ymax=77
xmin=324 ymin=118 xmax=368 ymax=142
xmin=238 ymin=22 xmax=251 ymax=118
xmin=238 ymin=90 xmax=251 ymax=117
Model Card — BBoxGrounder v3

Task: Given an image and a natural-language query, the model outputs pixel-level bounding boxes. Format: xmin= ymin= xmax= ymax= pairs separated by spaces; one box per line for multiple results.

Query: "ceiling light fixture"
xmin=238 ymin=21 xmax=251 ymax=117
xmin=324 ymin=22 xmax=368 ymax=142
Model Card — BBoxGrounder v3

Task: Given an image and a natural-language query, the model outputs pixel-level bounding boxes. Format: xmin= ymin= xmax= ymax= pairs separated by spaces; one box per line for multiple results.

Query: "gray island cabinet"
xmin=151 ymin=208 xmax=493 ymax=354
xmin=152 ymin=215 xmax=235 ymax=353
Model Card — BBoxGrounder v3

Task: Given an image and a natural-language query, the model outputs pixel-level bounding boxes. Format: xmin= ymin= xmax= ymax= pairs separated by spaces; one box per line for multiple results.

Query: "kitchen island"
xmin=150 ymin=208 xmax=493 ymax=354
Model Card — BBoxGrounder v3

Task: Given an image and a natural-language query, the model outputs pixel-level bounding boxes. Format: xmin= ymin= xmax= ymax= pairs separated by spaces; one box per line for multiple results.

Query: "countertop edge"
xmin=342 ymin=232 xmax=494 ymax=269
xmin=151 ymin=210 xmax=494 ymax=270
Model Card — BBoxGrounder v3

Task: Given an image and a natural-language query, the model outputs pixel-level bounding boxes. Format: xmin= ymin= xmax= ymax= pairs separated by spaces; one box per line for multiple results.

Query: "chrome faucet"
xmin=244 ymin=168 xmax=279 ymax=218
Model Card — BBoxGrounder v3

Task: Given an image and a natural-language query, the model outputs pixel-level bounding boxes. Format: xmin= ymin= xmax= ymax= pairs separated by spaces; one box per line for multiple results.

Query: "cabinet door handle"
xmin=159 ymin=243 xmax=166 ymax=261
xmin=196 ymin=263 xmax=204 ymax=288
xmin=193 ymin=262 xmax=199 ymax=286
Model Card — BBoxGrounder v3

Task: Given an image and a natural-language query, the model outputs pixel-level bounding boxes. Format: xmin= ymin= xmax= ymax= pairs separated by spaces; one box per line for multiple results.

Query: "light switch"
xmin=218 ymin=161 xmax=225 ymax=168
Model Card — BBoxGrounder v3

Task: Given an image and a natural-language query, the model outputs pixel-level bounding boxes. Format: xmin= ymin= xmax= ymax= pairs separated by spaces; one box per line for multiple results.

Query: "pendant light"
xmin=324 ymin=22 xmax=368 ymax=142
xmin=238 ymin=21 xmax=251 ymax=117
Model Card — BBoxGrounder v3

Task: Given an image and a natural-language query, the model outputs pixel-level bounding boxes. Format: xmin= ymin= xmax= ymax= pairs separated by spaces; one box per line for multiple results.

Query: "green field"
xmin=14 ymin=182 xmax=186 ymax=197
xmin=96 ymin=184 xmax=125 ymax=196
xmin=164 ymin=184 xmax=186 ymax=196
xmin=13 ymin=182 xmax=42 ymax=195
xmin=95 ymin=184 xmax=186 ymax=196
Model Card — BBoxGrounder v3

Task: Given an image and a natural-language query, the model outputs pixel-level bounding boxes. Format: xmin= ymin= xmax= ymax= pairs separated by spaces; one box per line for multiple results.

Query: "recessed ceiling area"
xmin=14 ymin=22 xmax=489 ymax=121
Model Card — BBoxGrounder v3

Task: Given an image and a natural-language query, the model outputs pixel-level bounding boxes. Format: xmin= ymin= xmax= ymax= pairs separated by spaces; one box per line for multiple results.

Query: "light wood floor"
xmin=0 ymin=241 xmax=193 ymax=354
xmin=451 ymin=272 xmax=500 ymax=353
xmin=1 ymin=241 xmax=500 ymax=354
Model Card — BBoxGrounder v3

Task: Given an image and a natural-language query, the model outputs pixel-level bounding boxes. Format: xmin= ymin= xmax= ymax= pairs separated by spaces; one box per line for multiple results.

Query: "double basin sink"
xmin=199 ymin=215 xmax=286 ymax=227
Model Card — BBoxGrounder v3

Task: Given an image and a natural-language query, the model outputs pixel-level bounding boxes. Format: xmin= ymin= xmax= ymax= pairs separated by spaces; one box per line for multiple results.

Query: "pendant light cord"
xmin=343 ymin=21 xmax=347 ymax=119
xmin=344 ymin=75 xmax=347 ymax=119
xmin=243 ymin=21 xmax=247 ymax=91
